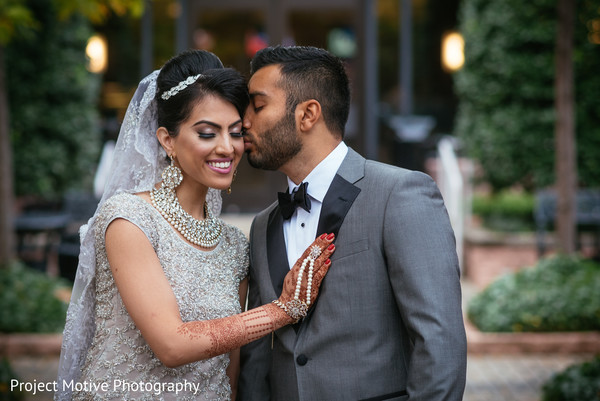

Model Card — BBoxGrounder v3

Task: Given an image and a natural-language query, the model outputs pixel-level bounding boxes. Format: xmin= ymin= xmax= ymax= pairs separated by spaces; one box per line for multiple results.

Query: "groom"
xmin=238 ymin=46 xmax=467 ymax=401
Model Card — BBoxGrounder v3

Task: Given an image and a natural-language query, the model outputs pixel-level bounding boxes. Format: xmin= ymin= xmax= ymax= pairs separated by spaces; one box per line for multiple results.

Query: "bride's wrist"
xmin=271 ymin=299 xmax=307 ymax=324
xmin=264 ymin=302 xmax=294 ymax=326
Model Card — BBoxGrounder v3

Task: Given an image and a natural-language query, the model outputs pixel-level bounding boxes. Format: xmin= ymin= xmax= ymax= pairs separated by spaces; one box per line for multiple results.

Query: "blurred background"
xmin=1 ymin=0 xmax=599 ymax=400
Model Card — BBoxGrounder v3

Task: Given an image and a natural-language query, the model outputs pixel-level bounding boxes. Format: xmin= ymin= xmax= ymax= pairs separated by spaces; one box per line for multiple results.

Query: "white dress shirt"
xmin=283 ymin=142 xmax=348 ymax=269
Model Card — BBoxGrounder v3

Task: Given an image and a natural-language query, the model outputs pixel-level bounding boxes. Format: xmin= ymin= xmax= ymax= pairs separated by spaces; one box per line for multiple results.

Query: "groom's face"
xmin=243 ymin=65 xmax=302 ymax=171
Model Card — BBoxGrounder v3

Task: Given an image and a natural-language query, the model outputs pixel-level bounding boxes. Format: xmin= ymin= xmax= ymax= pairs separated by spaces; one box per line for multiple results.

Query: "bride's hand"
xmin=275 ymin=233 xmax=335 ymax=322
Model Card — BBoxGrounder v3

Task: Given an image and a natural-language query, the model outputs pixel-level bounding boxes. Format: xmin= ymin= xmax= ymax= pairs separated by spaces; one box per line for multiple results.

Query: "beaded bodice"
xmin=74 ymin=192 xmax=248 ymax=400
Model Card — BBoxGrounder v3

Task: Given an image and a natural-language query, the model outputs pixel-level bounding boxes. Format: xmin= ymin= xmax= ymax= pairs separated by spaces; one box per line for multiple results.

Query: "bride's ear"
xmin=156 ymin=127 xmax=174 ymax=155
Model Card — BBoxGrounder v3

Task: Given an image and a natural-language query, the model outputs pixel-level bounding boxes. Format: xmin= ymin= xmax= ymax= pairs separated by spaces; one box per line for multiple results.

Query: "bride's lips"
xmin=207 ymin=158 xmax=233 ymax=174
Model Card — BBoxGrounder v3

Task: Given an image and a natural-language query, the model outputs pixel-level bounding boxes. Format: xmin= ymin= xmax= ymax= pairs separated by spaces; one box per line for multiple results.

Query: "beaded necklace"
xmin=150 ymin=186 xmax=222 ymax=248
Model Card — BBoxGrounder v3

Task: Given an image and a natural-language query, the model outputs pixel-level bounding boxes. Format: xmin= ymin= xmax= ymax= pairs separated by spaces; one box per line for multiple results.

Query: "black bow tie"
xmin=278 ymin=182 xmax=311 ymax=220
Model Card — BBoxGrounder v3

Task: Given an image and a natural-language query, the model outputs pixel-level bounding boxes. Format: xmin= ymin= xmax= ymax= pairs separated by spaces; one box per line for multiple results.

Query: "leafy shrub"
xmin=541 ymin=355 xmax=600 ymax=401
xmin=472 ymin=190 xmax=535 ymax=232
xmin=468 ymin=255 xmax=600 ymax=332
xmin=0 ymin=262 xmax=70 ymax=333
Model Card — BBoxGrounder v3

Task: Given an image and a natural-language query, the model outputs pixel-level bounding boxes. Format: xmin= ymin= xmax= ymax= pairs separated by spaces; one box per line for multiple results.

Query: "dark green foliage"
xmin=0 ymin=261 xmax=69 ymax=333
xmin=575 ymin=1 xmax=600 ymax=189
xmin=454 ymin=0 xmax=600 ymax=191
xmin=472 ymin=190 xmax=535 ymax=231
xmin=542 ymin=356 xmax=600 ymax=401
xmin=468 ymin=255 xmax=600 ymax=332
xmin=6 ymin=0 xmax=101 ymax=199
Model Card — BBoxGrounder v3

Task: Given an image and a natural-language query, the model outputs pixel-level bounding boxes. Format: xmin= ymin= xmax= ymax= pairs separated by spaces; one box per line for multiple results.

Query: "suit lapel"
xmin=316 ymin=174 xmax=361 ymax=237
xmin=317 ymin=147 xmax=364 ymax=237
xmin=266 ymin=206 xmax=289 ymax=297
xmin=290 ymin=149 xmax=364 ymax=340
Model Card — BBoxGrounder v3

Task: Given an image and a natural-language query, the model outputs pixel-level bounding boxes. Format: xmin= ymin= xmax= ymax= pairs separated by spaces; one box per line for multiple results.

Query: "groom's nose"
xmin=243 ymin=109 xmax=252 ymax=129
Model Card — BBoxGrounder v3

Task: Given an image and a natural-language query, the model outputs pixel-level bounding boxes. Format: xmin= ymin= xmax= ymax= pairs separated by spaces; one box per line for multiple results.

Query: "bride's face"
xmin=171 ymin=94 xmax=244 ymax=191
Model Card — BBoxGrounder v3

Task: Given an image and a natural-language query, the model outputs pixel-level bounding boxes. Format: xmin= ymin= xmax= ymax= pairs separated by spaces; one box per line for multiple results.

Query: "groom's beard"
xmin=246 ymin=111 xmax=301 ymax=171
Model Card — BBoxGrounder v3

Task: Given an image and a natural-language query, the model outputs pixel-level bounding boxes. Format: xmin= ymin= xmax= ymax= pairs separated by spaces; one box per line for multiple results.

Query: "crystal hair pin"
xmin=161 ymin=74 xmax=203 ymax=100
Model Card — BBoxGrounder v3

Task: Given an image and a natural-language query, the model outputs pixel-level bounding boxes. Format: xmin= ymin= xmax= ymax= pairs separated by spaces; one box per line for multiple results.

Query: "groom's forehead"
xmin=249 ymin=65 xmax=282 ymax=88
xmin=249 ymin=70 xmax=286 ymax=101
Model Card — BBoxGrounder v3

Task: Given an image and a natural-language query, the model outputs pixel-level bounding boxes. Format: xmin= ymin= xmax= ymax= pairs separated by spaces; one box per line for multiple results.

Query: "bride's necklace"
xmin=150 ymin=186 xmax=222 ymax=248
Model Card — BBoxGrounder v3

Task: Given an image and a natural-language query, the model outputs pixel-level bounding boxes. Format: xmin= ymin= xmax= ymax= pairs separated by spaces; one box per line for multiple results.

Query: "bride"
xmin=55 ymin=49 xmax=335 ymax=400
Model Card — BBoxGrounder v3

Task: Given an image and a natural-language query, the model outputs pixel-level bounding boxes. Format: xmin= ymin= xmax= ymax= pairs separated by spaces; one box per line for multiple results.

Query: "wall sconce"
xmin=86 ymin=34 xmax=108 ymax=74
xmin=442 ymin=31 xmax=464 ymax=72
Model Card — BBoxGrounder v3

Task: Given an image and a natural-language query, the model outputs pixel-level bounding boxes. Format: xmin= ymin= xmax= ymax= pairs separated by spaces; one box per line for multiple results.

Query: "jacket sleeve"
xmin=237 ymin=221 xmax=272 ymax=401
xmin=384 ymin=170 xmax=467 ymax=401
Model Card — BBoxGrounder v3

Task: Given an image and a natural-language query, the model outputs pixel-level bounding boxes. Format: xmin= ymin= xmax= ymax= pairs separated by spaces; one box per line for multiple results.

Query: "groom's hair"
xmin=157 ymin=50 xmax=249 ymax=137
xmin=250 ymin=46 xmax=350 ymax=139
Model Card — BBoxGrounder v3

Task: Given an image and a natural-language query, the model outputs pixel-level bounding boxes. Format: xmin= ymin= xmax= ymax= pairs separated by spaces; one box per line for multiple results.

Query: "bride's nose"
xmin=215 ymin=134 xmax=234 ymax=155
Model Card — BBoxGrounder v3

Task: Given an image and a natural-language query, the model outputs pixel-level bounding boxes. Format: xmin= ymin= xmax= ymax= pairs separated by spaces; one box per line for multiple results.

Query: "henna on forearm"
xmin=176 ymin=303 xmax=290 ymax=359
xmin=174 ymin=236 xmax=334 ymax=362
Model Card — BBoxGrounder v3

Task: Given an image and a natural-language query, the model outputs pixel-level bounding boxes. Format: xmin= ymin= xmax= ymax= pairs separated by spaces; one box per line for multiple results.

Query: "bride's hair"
xmin=156 ymin=50 xmax=249 ymax=137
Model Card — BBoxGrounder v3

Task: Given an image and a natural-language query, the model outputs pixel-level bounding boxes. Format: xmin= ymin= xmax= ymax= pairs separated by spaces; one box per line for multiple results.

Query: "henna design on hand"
xmin=279 ymin=234 xmax=335 ymax=308
xmin=176 ymin=304 xmax=289 ymax=358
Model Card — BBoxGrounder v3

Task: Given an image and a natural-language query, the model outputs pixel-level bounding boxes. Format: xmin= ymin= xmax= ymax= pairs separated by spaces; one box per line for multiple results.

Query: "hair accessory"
xmin=150 ymin=156 xmax=222 ymax=247
xmin=272 ymin=244 xmax=322 ymax=322
xmin=161 ymin=74 xmax=203 ymax=100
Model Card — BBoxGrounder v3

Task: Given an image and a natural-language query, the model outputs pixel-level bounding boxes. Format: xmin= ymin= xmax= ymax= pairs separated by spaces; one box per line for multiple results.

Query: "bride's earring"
xmin=162 ymin=154 xmax=183 ymax=190
xmin=227 ymin=169 xmax=237 ymax=195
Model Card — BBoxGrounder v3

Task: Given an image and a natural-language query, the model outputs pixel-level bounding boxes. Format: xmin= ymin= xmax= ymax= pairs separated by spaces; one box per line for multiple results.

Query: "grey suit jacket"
xmin=238 ymin=148 xmax=467 ymax=401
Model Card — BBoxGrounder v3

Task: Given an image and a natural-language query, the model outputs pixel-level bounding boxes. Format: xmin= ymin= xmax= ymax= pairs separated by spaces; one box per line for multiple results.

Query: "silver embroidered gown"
xmin=73 ymin=193 xmax=248 ymax=401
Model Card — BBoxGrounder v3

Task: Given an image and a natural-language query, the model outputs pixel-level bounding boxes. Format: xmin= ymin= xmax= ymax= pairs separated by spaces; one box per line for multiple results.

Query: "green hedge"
xmin=542 ymin=355 xmax=600 ymax=401
xmin=472 ymin=190 xmax=535 ymax=232
xmin=0 ymin=262 xmax=69 ymax=333
xmin=468 ymin=255 xmax=600 ymax=332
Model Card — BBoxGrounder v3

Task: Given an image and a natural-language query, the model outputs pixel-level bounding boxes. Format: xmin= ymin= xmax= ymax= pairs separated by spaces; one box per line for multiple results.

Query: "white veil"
xmin=55 ymin=70 xmax=222 ymax=400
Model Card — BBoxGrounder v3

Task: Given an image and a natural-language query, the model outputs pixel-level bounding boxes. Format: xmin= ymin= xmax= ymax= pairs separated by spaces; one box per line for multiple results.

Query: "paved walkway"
xmin=464 ymin=353 xmax=590 ymax=401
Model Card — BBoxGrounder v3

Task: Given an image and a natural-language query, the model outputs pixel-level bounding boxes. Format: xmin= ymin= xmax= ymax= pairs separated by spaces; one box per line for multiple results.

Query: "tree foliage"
xmin=4 ymin=0 xmax=143 ymax=200
xmin=1 ymin=0 xmax=143 ymax=40
xmin=53 ymin=0 xmax=143 ymax=24
xmin=0 ymin=0 xmax=143 ymax=264
xmin=454 ymin=0 xmax=600 ymax=191
xmin=574 ymin=0 xmax=600 ymax=188
xmin=6 ymin=0 xmax=101 ymax=199
xmin=0 ymin=0 xmax=37 ymax=45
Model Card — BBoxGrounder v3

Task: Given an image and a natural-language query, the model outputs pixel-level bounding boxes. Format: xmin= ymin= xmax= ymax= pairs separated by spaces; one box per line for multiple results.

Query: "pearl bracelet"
xmin=272 ymin=245 xmax=322 ymax=322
